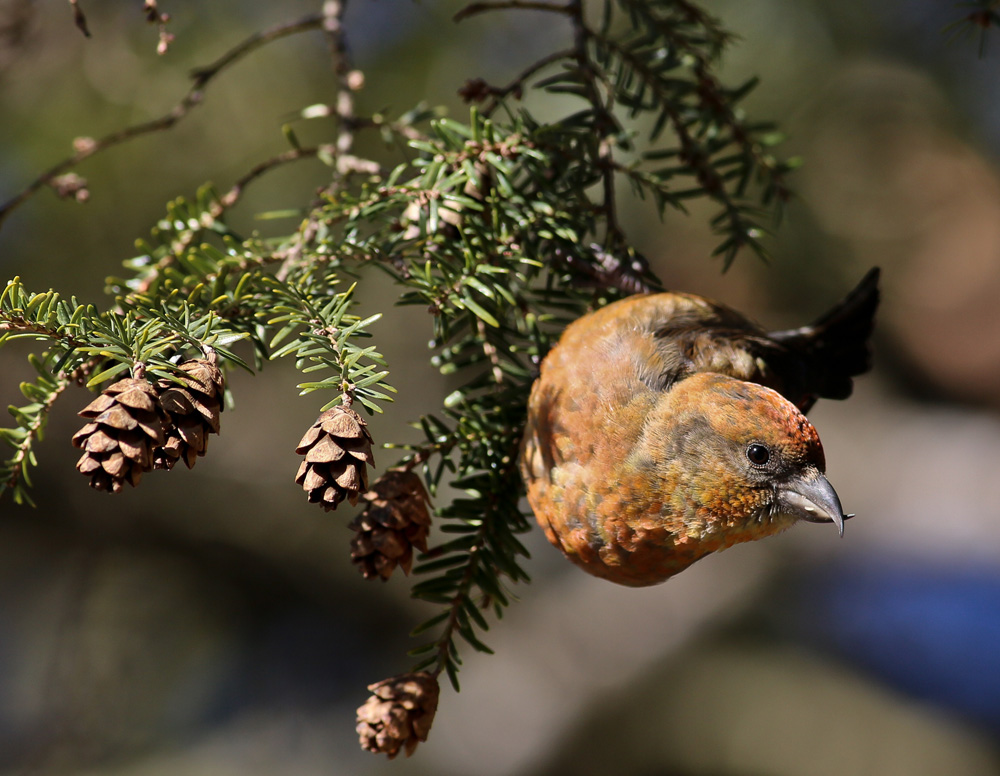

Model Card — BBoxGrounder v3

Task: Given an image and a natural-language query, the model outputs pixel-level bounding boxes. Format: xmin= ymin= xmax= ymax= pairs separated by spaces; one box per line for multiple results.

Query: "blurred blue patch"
xmin=796 ymin=559 xmax=1000 ymax=732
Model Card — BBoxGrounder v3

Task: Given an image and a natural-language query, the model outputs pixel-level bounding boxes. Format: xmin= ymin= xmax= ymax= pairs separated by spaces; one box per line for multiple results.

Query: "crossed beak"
xmin=778 ymin=470 xmax=852 ymax=537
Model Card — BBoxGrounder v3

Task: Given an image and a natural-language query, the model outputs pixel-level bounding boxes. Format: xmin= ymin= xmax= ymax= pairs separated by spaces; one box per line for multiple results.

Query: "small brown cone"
xmin=295 ymin=405 xmax=374 ymax=510
xmin=71 ymin=377 xmax=166 ymax=493
xmin=350 ymin=470 xmax=432 ymax=581
xmin=153 ymin=358 xmax=225 ymax=471
xmin=356 ymin=672 xmax=440 ymax=759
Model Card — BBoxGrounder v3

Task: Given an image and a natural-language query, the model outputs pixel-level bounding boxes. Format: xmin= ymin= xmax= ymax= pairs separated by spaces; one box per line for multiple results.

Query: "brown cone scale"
xmin=72 ymin=377 xmax=166 ymax=492
xmin=152 ymin=358 xmax=225 ymax=470
xmin=295 ymin=405 xmax=374 ymax=509
xmin=350 ymin=470 xmax=432 ymax=580
xmin=356 ymin=672 xmax=440 ymax=759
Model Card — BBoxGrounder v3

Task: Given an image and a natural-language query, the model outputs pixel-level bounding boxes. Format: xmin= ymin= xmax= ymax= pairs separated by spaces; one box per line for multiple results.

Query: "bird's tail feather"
xmin=770 ymin=267 xmax=881 ymax=402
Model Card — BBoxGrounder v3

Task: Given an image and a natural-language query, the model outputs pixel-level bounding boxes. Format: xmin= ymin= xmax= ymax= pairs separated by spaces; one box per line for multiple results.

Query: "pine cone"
xmin=153 ymin=358 xmax=225 ymax=470
xmin=295 ymin=405 xmax=374 ymax=510
xmin=71 ymin=377 xmax=166 ymax=492
xmin=356 ymin=672 xmax=440 ymax=759
xmin=350 ymin=470 xmax=432 ymax=580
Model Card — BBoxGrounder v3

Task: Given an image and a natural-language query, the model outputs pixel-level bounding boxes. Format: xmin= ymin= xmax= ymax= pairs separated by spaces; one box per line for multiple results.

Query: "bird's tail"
xmin=769 ymin=267 xmax=881 ymax=404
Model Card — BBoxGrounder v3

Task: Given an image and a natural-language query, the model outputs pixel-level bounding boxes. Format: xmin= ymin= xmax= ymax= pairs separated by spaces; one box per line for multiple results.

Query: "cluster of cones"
xmin=74 ymin=371 xmax=434 ymax=586
xmin=71 ymin=358 xmax=224 ymax=492
xmin=295 ymin=405 xmax=439 ymax=757
xmin=292 ymin=404 xmax=442 ymax=758
xmin=75 ymin=368 xmax=443 ymax=759
xmin=294 ymin=406 xmax=432 ymax=582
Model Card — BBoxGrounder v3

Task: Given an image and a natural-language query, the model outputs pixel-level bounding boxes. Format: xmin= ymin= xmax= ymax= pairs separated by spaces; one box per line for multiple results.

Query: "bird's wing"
xmin=768 ymin=267 xmax=880 ymax=408
xmin=625 ymin=293 xmax=787 ymax=395
xmin=639 ymin=269 xmax=880 ymax=410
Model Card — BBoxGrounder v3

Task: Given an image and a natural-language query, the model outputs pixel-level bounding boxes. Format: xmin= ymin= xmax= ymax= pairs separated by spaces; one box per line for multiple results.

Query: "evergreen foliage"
xmin=3 ymin=0 xmax=980 ymax=756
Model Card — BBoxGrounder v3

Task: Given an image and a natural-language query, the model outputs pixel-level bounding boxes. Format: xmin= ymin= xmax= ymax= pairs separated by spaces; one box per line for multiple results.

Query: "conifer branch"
xmin=1 ymin=0 xmax=819 ymax=757
xmin=1 ymin=367 xmax=70 ymax=503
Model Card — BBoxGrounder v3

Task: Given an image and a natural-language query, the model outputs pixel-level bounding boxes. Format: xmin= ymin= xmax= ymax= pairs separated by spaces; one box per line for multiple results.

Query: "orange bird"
xmin=520 ymin=269 xmax=880 ymax=586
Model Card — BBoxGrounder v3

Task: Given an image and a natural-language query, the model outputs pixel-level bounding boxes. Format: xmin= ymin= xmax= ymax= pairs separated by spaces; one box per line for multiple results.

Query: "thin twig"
xmin=143 ymin=0 xmax=175 ymax=55
xmin=188 ymin=13 xmax=323 ymax=87
xmin=429 ymin=519 xmax=492 ymax=683
xmin=606 ymin=0 xmax=785 ymax=198
xmin=125 ymin=145 xmax=325 ymax=299
xmin=567 ymin=0 xmax=587 ymax=54
xmin=423 ymin=433 xmax=524 ymax=685
xmin=552 ymin=244 xmax=659 ymax=295
xmin=566 ymin=0 xmax=626 ymax=247
xmin=275 ymin=0 xmax=357 ymax=284
xmin=322 ymin=0 xmax=356 ymax=157
xmin=0 ymin=13 xmax=325 ymax=230
xmin=479 ymin=48 xmax=575 ymax=115
xmin=598 ymin=137 xmax=623 ymax=245
xmin=347 ymin=115 xmax=428 ymax=143
xmin=455 ymin=1 xmax=577 ymax=115
xmin=216 ymin=146 xmax=324 ymax=211
xmin=594 ymin=35 xmax=728 ymax=203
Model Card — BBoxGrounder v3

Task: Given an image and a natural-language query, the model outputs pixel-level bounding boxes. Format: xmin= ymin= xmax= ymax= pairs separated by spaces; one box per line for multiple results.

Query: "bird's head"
xmin=636 ymin=372 xmax=849 ymax=546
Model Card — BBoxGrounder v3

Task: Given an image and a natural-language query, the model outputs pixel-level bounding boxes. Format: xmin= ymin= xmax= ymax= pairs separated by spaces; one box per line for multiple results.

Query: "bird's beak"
xmin=778 ymin=471 xmax=851 ymax=537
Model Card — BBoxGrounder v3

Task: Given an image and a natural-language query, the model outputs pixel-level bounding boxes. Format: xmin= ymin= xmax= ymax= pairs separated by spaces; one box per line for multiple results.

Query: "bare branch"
xmin=322 ymin=0 xmax=357 ymax=157
xmin=469 ymin=48 xmax=574 ymax=114
xmin=188 ymin=13 xmax=323 ymax=87
xmin=142 ymin=0 xmax=175 ymax=55
xmin=216 ymin=146 xmax=323 ymax=211
xmin=274 ymin=1 xmax=360 ymax=284
xmin=125 ymin=145 xmax=324 ymax=299
xmin=566 ymin=0 xmax=627 ymax=247
xmin=0 ymin=12 xmax=325 ymax=230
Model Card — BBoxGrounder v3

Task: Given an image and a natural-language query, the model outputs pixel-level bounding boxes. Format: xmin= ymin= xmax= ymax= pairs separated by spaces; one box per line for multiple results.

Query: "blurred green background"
xmin=3 ymin=1 xmax=1000 ymax=774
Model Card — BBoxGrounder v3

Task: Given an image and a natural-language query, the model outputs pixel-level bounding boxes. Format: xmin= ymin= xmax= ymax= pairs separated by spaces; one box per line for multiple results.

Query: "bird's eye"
xmin=746 ymin=443 xmax=770 ymax=466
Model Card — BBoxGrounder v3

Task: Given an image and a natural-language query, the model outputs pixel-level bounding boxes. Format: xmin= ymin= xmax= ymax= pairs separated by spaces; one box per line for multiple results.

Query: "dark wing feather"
xmin=768 ymin=267 xmax=881 ymax=410
xmin=642 ymin=268 xmax=880 ymax=411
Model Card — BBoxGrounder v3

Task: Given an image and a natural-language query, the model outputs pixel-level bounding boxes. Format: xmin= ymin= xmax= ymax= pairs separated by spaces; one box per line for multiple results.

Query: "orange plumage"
xmin=520 ymin=270 xmax=879 ymax=586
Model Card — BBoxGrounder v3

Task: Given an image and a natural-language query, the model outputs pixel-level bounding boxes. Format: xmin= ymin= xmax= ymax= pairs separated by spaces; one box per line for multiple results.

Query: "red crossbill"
xmin=520 ymin=269 xmax=880 ymax=586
